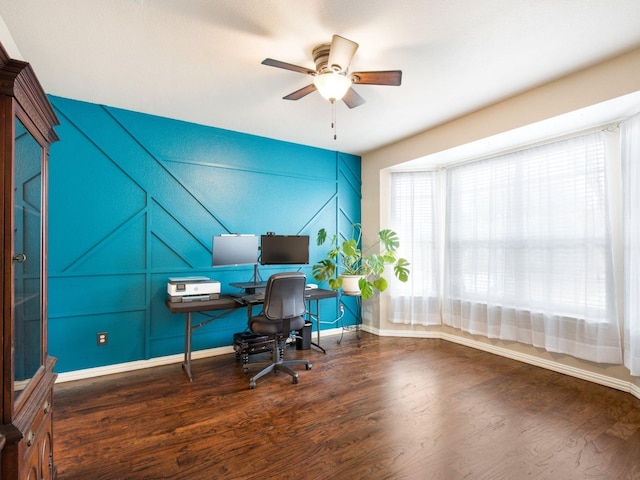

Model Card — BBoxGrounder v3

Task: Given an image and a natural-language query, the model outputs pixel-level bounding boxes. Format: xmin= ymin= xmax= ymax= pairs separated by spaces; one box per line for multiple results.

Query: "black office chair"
xmin=245 ymin=272 xmax=311 ymax=389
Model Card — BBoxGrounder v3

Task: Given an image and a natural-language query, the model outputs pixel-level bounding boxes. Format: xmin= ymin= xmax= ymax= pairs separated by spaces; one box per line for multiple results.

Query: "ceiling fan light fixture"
xmin=313 ymin=72 xmax=352 ymax=102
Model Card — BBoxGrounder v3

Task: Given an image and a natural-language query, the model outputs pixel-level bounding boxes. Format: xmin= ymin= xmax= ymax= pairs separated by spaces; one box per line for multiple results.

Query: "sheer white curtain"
xmin=622 ymin=113 xmax=640 ymax=375
xmin=443 ymin=132 xmax=622 ymax=364
xmin=388 ymin=171 xmax=441 ymax=325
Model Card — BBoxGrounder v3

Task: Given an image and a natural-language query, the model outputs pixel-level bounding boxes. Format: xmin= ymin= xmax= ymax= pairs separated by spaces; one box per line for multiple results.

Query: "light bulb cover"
xmin=313 ymin=72 xmax=352 ymax=102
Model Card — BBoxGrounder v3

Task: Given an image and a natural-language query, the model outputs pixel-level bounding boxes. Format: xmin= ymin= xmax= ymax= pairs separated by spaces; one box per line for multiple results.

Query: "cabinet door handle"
xmin=26 ymin=431 xmax=35 ymax=447
xmin=12 ymin=253 xmax=27 ymax=263
xmin=43 ymin=400 xmax=51 ymax=414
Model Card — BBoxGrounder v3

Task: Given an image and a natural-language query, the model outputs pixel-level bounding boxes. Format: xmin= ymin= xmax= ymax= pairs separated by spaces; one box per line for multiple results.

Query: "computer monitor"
xmin=211 ymin=234 xmax=259 ymax=267
xmin=260 ymin=235 xmax=309 ymax=265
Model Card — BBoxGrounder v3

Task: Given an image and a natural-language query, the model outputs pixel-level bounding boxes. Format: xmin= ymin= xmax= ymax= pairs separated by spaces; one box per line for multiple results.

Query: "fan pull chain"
xmin=331 ymin=100 xmax=338 ymax=140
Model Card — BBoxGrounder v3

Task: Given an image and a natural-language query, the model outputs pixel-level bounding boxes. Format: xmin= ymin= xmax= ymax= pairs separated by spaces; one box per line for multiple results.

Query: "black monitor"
xmin=211 ymin=234 xmax=259 ymax=267
xmin=260 ymin=235 xmax=309 ymax=265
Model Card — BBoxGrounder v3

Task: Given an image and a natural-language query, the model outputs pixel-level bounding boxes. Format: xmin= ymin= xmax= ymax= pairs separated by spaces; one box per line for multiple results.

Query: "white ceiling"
xmin=1 ymin=0 xmax=640 ymax=156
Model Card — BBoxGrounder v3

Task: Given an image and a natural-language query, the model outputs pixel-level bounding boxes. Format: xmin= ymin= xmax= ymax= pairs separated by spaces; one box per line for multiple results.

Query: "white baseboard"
xmin=372 ymin=325 xmax=640 ymax=400
xmin=56 ymin=345 xmax=235 ymax=383
xmin=58 ymin=325 xmax=640 ymax=402
xmin=56 ymin=327 xmax=345 ymax=384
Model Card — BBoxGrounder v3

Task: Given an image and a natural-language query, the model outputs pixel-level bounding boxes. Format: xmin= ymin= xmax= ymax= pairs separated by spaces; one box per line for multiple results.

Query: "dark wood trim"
xmin=0 ymin=40 xmax=59 ymax=480
xmin=0 ymin=44 xmax=58 ymax=144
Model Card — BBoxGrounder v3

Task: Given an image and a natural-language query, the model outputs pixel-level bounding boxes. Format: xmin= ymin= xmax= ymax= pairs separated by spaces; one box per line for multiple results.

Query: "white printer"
xmin=167 ymin=276 xmax=221 ymax=302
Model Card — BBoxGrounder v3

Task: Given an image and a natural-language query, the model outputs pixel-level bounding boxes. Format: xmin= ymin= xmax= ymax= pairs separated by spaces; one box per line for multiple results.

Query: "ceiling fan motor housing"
xmin=313 ymin=44 xmax=335 ymax=73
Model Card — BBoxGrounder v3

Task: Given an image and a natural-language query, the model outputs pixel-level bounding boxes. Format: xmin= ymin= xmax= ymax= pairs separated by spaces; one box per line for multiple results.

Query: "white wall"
xmin=0 ymin=14 xmax=22 ymax=59
xmin=361 ymin=46 xmax=640 ymax=392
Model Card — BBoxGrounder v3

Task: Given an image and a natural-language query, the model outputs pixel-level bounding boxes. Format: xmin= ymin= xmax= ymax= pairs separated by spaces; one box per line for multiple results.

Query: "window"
xmin=446 ymin=134 xmax=609 ymax=319
xmin=443 ymin=132 xmax=621 ymax=363
xmin=388 ymin=171 xmax=441 ymax=326
xmin=389 ymin=132 xmax=623 ymax=363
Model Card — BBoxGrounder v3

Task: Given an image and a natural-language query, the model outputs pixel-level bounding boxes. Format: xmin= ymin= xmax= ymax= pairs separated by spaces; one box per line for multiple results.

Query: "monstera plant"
xmin=311 ymin=223 xmax=410 ymax=300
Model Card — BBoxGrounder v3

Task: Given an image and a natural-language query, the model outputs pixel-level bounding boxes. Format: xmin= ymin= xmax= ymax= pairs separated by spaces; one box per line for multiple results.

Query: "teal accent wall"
xmin=47 ymin=96 xmax=361 ymax=373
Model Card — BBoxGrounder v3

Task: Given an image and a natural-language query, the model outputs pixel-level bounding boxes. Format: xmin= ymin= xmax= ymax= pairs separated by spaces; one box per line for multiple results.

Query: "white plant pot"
xmin=341 ymin=275 xmax=364 ymax=295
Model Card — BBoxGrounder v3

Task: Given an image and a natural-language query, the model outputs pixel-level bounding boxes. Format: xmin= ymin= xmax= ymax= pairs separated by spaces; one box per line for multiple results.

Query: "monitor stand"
xmin=230 ymin=264 xmax=267 ymax=293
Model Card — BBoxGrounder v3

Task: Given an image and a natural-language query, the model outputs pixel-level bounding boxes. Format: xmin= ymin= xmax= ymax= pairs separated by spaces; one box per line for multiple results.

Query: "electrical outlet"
xmin=97 ymin=332 xmax=108 ymax=346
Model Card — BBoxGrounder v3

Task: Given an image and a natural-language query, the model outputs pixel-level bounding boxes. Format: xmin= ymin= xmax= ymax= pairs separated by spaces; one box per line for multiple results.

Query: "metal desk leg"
xmin=305 ymin=299 xmax=326 ymax=353
xmin=182 ymin=312 xmax=194 ymax=382
xmin=311 ymin=299 xmax=326 ymax=353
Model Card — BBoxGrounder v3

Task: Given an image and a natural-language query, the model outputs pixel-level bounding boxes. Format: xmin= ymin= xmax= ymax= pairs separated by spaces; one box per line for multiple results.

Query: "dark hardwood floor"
xmin=53 ymin=333 xmax=640 ymax=480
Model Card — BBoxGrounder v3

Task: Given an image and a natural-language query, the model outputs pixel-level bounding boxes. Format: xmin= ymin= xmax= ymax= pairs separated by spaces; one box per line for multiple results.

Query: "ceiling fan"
xmin=262 ymin=34 xmax=402 ymax=109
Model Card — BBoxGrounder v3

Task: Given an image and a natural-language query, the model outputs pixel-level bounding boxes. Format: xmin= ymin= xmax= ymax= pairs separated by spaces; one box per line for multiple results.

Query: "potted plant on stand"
xmin=311 ymin=223 xmax=410 ymax=300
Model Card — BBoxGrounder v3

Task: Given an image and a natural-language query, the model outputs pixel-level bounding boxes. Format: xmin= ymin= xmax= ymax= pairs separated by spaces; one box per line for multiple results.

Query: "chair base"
xmin=247 ymin=359 xmax=312 ymax=389
xmin=245 ymin=337 xmax=312 ymax=388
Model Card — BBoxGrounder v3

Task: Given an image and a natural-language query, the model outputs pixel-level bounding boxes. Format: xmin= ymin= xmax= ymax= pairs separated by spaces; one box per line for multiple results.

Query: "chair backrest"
xmin=262 ymin=272 xmax=306 ymax=320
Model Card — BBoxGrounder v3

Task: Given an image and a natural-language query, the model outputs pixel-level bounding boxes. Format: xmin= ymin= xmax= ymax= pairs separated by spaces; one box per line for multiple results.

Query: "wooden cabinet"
xmin=0 ymin=42 xmax=59 ymax=479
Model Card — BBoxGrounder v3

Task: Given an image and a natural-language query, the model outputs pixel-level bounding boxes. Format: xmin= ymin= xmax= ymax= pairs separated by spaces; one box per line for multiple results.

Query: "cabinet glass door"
xmin=13 ymin=117 xmax=43 ymax=402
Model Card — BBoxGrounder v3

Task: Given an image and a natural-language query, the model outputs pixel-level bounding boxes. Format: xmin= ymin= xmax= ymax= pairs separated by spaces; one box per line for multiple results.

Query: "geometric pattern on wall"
xmin=337 ymin=151 xmax=362 ymax=235
xmin=336 ymin=151 xmax=363 ymax=325
xmin=47 ymin=96 xmax=361 ymax=373
xmin=150 ymin=199 xmax=208 ymax=270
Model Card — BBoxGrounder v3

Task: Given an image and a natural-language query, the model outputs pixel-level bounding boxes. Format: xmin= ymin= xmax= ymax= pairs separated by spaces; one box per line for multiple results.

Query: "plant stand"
xmin=338 ymin=292 xmax=361 ymax=346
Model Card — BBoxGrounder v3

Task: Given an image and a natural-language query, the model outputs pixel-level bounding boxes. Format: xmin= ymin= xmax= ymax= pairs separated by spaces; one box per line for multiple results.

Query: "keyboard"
xmin=242 ymin=293 xmax=265 ymax=303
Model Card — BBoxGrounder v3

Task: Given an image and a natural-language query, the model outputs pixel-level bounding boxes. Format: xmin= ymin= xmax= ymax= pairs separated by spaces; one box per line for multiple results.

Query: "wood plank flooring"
xmin=53 ymin=333 xmax=640 ymax=480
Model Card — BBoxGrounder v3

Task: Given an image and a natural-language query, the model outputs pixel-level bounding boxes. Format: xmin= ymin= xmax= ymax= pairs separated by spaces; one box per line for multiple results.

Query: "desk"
xmin=165 ymin=296 xmax=243 ymax=381
xmin=165 ymin=288 xmax=338 ymax=381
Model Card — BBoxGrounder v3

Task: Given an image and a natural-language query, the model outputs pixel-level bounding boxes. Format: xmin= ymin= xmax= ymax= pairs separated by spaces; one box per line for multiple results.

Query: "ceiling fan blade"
xmin=283 ymin=84 xmax=317 ymax=101
xmin=262 ymin=58 xmax=316 ymax=75
xmin=351 ymin=70 xmax=402 ymax=86
xmin=327 ymin=35 xmax=359 ymax=72
xmin=342 ymin=87 xmax=366 ymax=109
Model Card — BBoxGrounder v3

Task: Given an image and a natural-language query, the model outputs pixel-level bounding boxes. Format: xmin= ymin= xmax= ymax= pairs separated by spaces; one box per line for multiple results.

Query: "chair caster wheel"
xmin=292 ymin=375 xmax=299 ymax=384
xmin=306 ymin=363 xmax=312 ymax=370
xmin=249 ymin=381 xmax=256 ymax=389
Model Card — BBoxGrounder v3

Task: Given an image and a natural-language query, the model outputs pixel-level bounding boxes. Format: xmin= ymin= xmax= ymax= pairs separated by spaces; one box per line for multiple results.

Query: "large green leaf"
xmin=328 ymin=277 xmax=343 ymax=291
xmin=342 ymin=238 xmax=359 ymax=257
xmin=378 ymin=229 xmax=400 ymax=251
xmin=365 ymin=254 xmax=385 ymax=274
xmin=312 ymin=259 xmax=336 ymax=282
xmin=394 ymin=258 xmax=410 ymax=282
xmin=372 ymin=277 xmax=388 ymax=292
xmin=359 ymin=278 xmax=374 ymax=299
xmin=316 ymin=228 xmax=328 ymax=246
